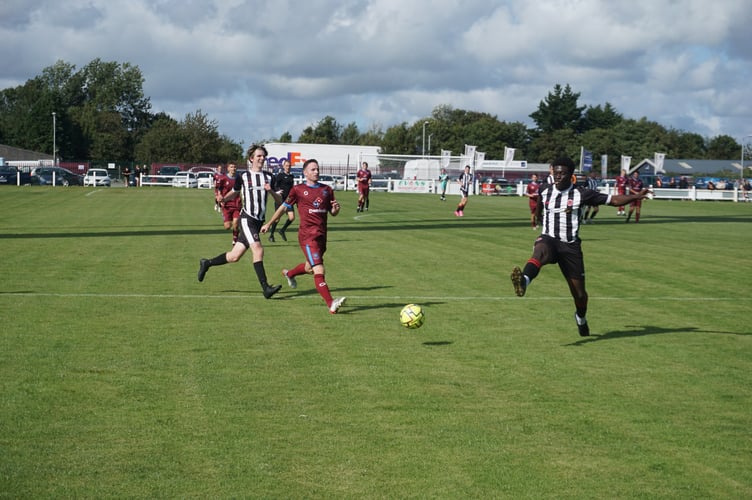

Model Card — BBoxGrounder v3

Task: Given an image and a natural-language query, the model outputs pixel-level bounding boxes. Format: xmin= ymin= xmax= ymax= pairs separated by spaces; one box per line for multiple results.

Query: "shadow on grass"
xmin=422 ymin=340 xmax=453 ymax=347
xmin=564 ymin=324 xmax=749 ymax=346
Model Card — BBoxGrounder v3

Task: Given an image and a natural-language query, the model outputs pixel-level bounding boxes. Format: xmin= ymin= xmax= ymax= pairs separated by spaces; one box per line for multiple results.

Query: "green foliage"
xmin=0 ymin=188 xmax=751 ymax=497
xmin=298 ymin=115 xmax=342 ymax=144
xmin=707 ymin=134 xmax=741 ymax=159
xmin=529 ymin=83 xmax=586 ymax=133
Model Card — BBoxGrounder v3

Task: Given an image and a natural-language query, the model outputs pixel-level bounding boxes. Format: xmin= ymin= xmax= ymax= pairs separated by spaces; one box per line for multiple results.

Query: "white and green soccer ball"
xmin=400 ymin=303 xmax=425 ymax=329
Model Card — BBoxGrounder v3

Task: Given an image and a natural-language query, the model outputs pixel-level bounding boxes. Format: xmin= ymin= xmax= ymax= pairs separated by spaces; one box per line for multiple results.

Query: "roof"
xmin=631 ymin=158 xmax=750 ymax=176
xmin=0 ymin=144 xmax=53 ymax=162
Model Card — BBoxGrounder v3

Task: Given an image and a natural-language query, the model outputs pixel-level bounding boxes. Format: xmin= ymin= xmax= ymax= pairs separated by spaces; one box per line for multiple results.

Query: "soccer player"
xmin=268 ymin=159 xmax=296 ymax=242
xmin=213 ymin=164 xmax=225 ymax=212
xmin=215 ymin=163 xmax=240 ymax=243
xmin=438 ymin=168 xmax=449 ymax=201
xmin=455 ymin=165 xmax=472 ymax=216
xmin=356 ymin=161 xmax=372 ymax=212
xmin=510 ymin=157 xmax=651 ymax=336
xmin=614 ymin=169 xmax=628 ymax=216
xmin=582 ymin=171 xmax=600 ymax=224
xmin=626 ymin=170 xmax=644 ymax=223
xmin=262 ymin=159 xmax=346 ymax=314
xmin=197 ymin=145 xmax=283 ymax=299
xmin=524 ymin=173 xmax=540 ymax=229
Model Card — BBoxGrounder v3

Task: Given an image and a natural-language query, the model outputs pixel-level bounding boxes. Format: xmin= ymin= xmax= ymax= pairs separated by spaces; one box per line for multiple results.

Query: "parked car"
xmin=0 ymin=165 xmax=31 ymax=186
xmin=370 ymin=173 xmax=394 ymax=191
xmin=30 ymin=167 xmax=83 ymax=186
xmin=158 ymin=166 xmax=181 ymax=176
xmin=485 ymin=177 xmax=515 ymax=195
xmin=196 ymin=171 xmax=215 ymax=189
xmin=172 ymin=171 xmax=198 ymax=188
xmin=319 ymin=174 xmax=346 ymax=191
xmin=83 ymin=168 xmax=112 ymax=187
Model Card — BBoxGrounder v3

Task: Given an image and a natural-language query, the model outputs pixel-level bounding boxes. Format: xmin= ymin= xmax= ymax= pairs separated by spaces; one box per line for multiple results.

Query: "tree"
xmin=298 ymin=115 xmax=341 ymax=144
xmin=529 ymin=84 xmax=586 ymax=134
xmin=340 ymin=122 xmax=360 ymax=145
xmin=278 ymin=131 xmax=293 ymax=142
xmin=380 ymin=122 xmax=412 ymax=154
xmin=134 ymin=114 xmax=184 ymax=163
xmin=582 ymin=103 xmax=623 ymax=131
xmin=706 ymin=134 xmax=740 ymax=160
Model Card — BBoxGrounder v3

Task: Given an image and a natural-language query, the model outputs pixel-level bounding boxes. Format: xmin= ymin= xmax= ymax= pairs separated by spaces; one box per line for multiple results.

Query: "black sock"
xmin=522 ymin=261 xmax=540 ymax=282
xmin=208 ymin=253 xmax=228 ymax=266
xmin=281 ymin=219 xmax=292 ymax=231
xmin=269 ymin=222 xmax=277 ymax=234
xmin=253 ymin=261 xmax=268 ymax=287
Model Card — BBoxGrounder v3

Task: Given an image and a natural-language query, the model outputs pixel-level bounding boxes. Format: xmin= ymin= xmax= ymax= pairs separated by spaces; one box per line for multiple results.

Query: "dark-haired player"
xmin=262 ymin=159 xmax=346 ymax=314
xmin=510 ymin=157 xmax=651 ymax=336
xmin=197 ymin=145 xmax=282 ymax=299
xmin=268 ymin=159 xmax=296 ymax=242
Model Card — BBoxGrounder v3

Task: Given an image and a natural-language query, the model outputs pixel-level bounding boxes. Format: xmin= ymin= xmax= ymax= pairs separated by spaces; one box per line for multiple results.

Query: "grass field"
xmin=1 ymin=186 xmax=751 ymax=498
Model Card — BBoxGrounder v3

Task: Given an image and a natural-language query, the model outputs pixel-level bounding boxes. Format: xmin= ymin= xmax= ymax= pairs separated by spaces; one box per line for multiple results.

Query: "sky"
xmin=1 ymin=0 xmax=751 ymax=152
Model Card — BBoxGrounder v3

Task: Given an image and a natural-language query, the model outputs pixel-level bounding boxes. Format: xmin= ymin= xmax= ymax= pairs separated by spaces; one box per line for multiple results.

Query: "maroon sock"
xmin=314 ymin=274 xmax=333 ymax=306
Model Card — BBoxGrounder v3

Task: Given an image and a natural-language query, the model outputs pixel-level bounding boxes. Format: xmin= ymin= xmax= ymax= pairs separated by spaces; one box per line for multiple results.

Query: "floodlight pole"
xmin=422 ymin=121 xmax=428 ymax=158
xmin=52 ymin=112 xmax=56 ymax=166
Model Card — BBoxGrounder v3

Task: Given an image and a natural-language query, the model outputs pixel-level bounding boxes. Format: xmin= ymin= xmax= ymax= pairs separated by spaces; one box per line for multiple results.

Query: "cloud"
xmin=1 ymin=0 xmax=751 ymax=150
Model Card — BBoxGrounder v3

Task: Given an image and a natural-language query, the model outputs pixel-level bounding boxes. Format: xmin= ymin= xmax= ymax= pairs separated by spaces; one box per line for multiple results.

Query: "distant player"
xmin=262 ymin=159 xmax=346 ymax=314
xmin=626 ymin=170 xmax=644 ymax=223
xmin=455 ymin=165 xmax=472 ymax=217
xmin=268 ymin=159 xmax=296 ymax=242
xmin=215 ymin=163 xmax=240 ymax=243
xmin=582 ymin=171 xmax=600 ymax=224
xmin=356 ymin=161 xmax=372 ymax=212
xmin=524 ymin=173 xmax=540 ymax=229
xmin=438 ymin=168 xmax=449 ymax=201
xmin=614 ymin=169 xmax=628 ymax=216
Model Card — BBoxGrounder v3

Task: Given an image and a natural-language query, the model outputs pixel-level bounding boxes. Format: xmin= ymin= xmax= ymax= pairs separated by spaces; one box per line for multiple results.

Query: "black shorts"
xmin=237 ymin=213 xmax=263 ymax=248
xmin=533 ymin=234 xmax=585 ymax=280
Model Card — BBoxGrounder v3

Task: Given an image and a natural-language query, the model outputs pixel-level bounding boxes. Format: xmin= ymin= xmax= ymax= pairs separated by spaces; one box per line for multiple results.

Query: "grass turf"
xmin=0 ymin=186 xmax=750 ymax=498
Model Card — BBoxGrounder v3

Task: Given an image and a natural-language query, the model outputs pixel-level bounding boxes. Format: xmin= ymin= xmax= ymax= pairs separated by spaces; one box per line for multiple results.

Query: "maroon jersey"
xmin=615 ymin=175 xmax=628 ymax=195
xmin=216 ymin=173 xmax=240 ymax=209
xmin=357 ymin=169 xmax=371 ymax=193
xmin=284 ymin=182 xmax=336 ymax=241
xmin=526 ymin=180 xmax=540 ymax=204
xmin=628 ymin=176 xmax=643 ymax=194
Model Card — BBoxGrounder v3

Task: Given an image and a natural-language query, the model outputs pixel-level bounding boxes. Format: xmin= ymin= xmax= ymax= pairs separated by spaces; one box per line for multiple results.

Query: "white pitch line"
xmin=0 ymin=292 xmax=748 ymax=301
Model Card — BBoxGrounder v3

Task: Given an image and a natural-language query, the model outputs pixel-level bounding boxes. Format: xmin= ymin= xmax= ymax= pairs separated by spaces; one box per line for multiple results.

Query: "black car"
xmin=30 ymin=167 xmax=84 ymax=186
xmin=0 ymin=165 xmax=31 ymax=186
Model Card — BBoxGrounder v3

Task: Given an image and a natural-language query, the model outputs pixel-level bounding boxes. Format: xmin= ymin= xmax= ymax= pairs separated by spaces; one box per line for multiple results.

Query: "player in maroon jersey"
xmin=524 ymin=173 xmax=540 ymax=229
xmin=215 ymin=163 xmax=241 ymax=243
xmin=625 ymin=170 xmax=645 ymax=223
xmin=262 ymin=159 xmax=346 ymax=314
xmin=356 ymin=161 xmax=372 ymax=212
xmin=614 ymin=169 xmax=628 ymax=216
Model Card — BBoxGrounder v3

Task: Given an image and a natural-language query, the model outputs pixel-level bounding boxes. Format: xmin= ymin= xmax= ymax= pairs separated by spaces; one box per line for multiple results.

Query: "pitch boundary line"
xmin=1 ymin=292 xmax=747 ymax=301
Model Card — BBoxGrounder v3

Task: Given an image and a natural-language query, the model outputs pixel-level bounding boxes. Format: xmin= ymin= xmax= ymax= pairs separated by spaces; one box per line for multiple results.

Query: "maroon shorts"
xmin=301 ymin=236 xmax=327 ymax=267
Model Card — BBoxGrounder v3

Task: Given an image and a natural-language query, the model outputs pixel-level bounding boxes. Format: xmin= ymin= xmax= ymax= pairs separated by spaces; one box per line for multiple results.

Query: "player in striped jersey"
xmin=510 ymin=157 xmax=651 ymax=336
xmin=197 ymin=145 xmax=283 ymax=299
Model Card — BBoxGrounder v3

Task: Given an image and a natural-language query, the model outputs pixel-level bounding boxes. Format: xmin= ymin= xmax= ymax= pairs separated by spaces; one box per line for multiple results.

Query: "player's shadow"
xmin=563 ymin=325 xmax=748 ymax=346
xmin=345 ymin=300 xmax=445 ymax=313
xmin=220 ymin=284 xmax=392 ymax=297
xmin=422 ymin=340 xmax=453 ymax=347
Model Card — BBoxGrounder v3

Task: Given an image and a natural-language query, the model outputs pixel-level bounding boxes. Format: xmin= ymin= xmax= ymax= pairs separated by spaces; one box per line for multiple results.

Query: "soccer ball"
xmin=400 ymin=303 xmax=425 ymax=329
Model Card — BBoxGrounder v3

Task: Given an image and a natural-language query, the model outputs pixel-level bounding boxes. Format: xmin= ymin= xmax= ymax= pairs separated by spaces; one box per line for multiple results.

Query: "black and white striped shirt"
xmin=540 ymin=185 xmax=610 ymax=243
xmin=234 ymin=169 xmax=275 ymax=221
